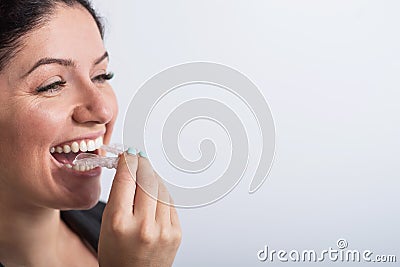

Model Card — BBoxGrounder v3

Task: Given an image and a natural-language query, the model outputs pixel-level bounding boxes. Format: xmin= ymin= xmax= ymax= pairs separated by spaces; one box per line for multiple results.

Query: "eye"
xmin=92 ymin=72 xmax=114 ymax=84
xmin=36 ymin=77 xmax=66 ymax=94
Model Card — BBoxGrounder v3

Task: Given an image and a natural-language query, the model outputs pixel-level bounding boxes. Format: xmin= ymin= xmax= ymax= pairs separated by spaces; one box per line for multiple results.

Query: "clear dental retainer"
xmin=73 ymin=143 xmax=126 ymax=169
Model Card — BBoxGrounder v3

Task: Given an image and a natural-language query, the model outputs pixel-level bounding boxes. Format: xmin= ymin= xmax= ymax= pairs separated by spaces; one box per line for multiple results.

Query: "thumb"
xmin=106 ymin=148 xmax=138 ymax=216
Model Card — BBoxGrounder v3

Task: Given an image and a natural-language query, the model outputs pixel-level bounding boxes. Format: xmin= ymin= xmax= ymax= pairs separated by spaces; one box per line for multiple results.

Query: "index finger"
xmin=106 ymin=151 xmax=138 ymax=217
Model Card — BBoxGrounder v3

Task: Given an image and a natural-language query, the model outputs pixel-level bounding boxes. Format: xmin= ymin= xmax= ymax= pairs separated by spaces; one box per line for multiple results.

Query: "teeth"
xmin=95 ymin=136 xmax=103 ymax=149
xmin=79 ymin=140 xmax=87 ymax=152
xmin=68 ymin=163 xmax=97 ymax=172
xmin=50 ymin=136 xmax=103 ymax=155
xmin=63 ymin=145 xmax=71 ymax=153
xmin=71 ymin=142 xmax=79 ymax=153
xmin=87 ymin=140 xmax=96 ymax=151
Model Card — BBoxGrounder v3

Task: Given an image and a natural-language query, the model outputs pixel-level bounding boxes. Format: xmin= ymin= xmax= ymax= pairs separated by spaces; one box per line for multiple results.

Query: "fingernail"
xmin=127 ymin=147 xmax=137 ymax=155
xmin=139 ymin=151 xmax=147 ymax=158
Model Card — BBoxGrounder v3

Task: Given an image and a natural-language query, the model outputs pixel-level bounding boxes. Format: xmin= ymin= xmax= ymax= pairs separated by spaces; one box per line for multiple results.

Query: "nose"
xmin=72 ymin=81 xmax=113 ymax=125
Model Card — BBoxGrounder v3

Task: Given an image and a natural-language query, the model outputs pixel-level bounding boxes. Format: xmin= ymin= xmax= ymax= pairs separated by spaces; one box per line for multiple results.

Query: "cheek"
xmin=0 ymin=99 xmax=69 ymax=200
xmin=104 ymin=87 xmax=119 ymax=144
xmin=0 ymin=100 xmax=68 ymax=173
xmin=107 ymin=87 xmax=119 ymax=120
xmin=14 ymin=101 xmax=68 ymax=148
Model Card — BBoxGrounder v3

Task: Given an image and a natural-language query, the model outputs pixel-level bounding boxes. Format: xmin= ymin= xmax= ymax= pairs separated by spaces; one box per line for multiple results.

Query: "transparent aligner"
xmin=99 ymin=143 xmax=126 ymax=155
xmin=72 ymin=144 xmax=126 ymax=169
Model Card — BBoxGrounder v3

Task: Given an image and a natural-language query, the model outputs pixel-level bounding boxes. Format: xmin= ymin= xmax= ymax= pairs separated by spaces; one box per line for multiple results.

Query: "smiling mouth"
xmin=51 ymin=136 xmax=103 ymax=171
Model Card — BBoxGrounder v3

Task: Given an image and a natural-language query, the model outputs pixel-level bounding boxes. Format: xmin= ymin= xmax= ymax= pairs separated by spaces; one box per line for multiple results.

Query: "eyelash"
xmin=92 ymin=72 xmax=114 ymax=83
xmin=36 ymin=72 xmax=114 ymax=94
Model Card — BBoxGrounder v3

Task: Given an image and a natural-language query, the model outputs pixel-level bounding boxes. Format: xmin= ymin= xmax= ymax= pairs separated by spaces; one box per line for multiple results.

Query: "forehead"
xmin=9 ymin=5 xmax=105 ymax=77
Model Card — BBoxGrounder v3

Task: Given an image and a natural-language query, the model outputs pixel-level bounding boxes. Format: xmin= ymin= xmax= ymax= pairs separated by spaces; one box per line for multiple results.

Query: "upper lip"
xmin=51 ymin=130 xmax=106 ymax=148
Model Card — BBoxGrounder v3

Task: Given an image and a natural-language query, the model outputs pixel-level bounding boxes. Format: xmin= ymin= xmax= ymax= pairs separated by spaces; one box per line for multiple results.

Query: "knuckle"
xmin=138 ymin=223 xmax=158 ymax=244
xmin=108 ymin=214 xmax=128 ymax=237
xmin=159 ymin=226 xmax=182 ymax=246
xmin=159 ymin=228 xmax=172 ymax=243
xmin=172 ymin=228 xmax=183 ymax=245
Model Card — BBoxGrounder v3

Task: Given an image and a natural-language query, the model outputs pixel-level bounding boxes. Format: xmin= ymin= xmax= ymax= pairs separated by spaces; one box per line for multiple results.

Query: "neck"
xmin=0 ymin=192 xmax=68 ymax=266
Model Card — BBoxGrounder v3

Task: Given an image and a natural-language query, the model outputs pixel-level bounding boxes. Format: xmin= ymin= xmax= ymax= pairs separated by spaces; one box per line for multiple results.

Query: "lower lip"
xmin=50 ymin=154 xmax=102 ymax=178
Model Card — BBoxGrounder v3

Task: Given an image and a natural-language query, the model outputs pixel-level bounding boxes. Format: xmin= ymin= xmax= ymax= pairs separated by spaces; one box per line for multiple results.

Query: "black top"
xmin=0 ymin=201 xmax=105 ymax=267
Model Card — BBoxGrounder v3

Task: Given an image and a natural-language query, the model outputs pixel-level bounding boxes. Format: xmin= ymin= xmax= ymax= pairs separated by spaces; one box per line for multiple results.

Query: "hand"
xmin=98 ymin=150 xmax=182 ymax=267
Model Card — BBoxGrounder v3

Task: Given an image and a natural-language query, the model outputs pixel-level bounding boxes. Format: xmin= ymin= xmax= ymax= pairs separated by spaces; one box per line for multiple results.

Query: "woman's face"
xmin=0 ymin=5 xmax=118 ymax=210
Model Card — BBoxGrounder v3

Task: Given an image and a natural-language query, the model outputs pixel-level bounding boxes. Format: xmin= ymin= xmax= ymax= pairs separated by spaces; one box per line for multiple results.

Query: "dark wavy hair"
xmin=0 ymin=0 xmax=104 ymax=72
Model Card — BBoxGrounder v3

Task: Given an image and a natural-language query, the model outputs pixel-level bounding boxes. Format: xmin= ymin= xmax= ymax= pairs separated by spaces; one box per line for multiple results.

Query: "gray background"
xmin=93 ymin=1 xmax=400 ymax=266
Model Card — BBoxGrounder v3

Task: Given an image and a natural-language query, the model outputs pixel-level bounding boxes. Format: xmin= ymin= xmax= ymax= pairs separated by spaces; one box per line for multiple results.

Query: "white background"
xmin=93 ymin=1 xmax=400 ymax=266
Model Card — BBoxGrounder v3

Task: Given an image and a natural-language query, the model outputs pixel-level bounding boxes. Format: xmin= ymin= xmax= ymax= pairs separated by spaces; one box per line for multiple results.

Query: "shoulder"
xmin=61 ymin=201 xmax=106 ymax=252
xmin=61 ymin=201 xmax=106 ymax=224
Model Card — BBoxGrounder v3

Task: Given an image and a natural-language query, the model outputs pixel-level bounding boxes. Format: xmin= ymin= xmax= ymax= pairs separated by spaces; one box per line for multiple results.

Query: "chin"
xmin=58 ymin=183 xmax=102 ymax=211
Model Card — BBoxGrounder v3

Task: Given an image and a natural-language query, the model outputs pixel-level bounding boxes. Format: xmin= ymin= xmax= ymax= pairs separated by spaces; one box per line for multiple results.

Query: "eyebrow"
xmin=94 ymin=51 xmax=109 ymax=65
xmin=22 ymin=51 xmax=109 ymax=78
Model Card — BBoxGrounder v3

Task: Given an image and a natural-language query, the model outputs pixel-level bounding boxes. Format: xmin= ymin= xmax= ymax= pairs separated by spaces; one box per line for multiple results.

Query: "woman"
xmin=0 ymin=0 xmax=181 ymax=266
